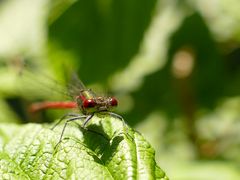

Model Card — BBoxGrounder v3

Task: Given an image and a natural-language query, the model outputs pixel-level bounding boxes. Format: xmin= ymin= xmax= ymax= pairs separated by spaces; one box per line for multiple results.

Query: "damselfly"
xmin=29 ymin=73 xmax=126 ymax=146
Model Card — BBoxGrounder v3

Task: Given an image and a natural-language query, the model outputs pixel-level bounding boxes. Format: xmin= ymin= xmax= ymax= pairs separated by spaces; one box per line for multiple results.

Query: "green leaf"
xmin=0 ymin=115 xmax=168 ymax=179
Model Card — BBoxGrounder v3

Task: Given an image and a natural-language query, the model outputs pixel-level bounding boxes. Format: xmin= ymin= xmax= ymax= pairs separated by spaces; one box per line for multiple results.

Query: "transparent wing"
xmin=67 ymin=72 xmax=97 ymax=99
xmin=18 ymin=69 xmax=72 ymax=101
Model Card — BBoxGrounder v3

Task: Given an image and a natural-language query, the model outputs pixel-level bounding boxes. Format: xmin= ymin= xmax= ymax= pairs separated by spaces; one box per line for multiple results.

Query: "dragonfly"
xmin=29 ymin=73 xmax=126 ymax=146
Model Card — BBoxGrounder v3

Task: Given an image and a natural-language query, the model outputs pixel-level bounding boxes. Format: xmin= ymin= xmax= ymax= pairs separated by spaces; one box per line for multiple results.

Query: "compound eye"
xmin=83 ymin=99 xmax=96 ymax=108
xmin=109 ymin=97 xmax=118 ymax=106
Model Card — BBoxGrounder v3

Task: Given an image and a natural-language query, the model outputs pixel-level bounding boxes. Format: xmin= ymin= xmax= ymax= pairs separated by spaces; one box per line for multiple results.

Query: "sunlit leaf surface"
xmin=0 ymin=115 xmax=168 ymax=179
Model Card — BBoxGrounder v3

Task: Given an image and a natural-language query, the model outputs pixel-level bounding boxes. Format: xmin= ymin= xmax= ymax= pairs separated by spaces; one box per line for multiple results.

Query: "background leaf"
xmin=49 ymin=0 xmax=157 ymax=83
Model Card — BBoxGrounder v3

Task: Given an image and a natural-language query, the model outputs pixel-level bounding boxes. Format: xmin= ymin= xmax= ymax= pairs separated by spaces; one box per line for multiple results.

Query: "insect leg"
xmin=106 ymin=112 xmax=133 ymax=140
xmin=107 ymin=112 xmax=127 ymax=127
xmin=55 ymin=115 xmax=87 ymax=148
xmin=83 ymin=114 xmax=94 ymax=127
xmin=51 ymin=113 xmax=84 ymax=130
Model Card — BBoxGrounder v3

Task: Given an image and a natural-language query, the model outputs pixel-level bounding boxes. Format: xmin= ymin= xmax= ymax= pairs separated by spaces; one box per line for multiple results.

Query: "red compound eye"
xmin=83 ymin=99 xmax=96 ymax=108
xmin=109 ymin=97 xmax=118 ymax=106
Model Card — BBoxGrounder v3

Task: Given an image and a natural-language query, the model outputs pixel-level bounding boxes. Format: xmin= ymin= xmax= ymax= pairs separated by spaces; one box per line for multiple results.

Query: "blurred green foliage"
xmin=1 ymin=0 xmax=240 ymax=179
xmin=49 ymin=0 xmax=157 ymax=82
